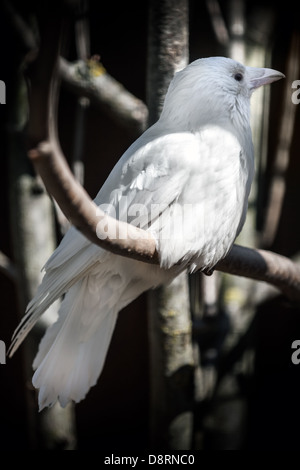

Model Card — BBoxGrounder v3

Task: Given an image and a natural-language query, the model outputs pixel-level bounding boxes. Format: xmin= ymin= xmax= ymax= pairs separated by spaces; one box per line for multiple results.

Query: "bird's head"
xmin=160 ymin=56 xmax=284 ymax=132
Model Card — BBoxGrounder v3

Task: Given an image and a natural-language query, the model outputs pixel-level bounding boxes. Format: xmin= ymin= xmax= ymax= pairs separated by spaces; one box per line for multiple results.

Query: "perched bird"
xmin=9 ymin=57 xmax=284 ymax=410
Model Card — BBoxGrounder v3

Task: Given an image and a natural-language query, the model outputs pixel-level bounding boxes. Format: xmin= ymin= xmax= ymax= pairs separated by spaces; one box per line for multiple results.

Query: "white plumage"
xmin=9 ymin=57 xmax=284 ymax=410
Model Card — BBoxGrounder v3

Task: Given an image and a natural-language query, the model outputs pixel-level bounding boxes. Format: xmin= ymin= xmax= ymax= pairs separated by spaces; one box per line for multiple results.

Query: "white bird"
xmin=9 ymin=57 xmax=284 ymax=410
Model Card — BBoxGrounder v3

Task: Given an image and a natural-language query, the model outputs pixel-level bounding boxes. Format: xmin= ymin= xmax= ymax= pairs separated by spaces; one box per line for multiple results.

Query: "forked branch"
xmin=25 ymin=11 xmax=300 ymax=302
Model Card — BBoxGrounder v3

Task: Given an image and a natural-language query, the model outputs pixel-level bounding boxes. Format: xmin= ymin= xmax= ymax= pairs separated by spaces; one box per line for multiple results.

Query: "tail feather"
xmin=9 ymin=225 xmax=104 ymax=358
xmin=42 ymin=226 xmax=90 ymax=271
xmin=10 ymin=239 xmax=173 ymax=409
xmin=33 ymin=299 xmax=118 ymax=409
xmin=8 ymin=244 xmax=103 ymax=357
xmin=31 ymin=268 xmax=138 ymax=409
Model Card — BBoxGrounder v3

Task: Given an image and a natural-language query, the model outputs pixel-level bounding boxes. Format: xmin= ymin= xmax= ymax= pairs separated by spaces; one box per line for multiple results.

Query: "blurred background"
xmin=0 ymin=0 xmax=300 ymax=450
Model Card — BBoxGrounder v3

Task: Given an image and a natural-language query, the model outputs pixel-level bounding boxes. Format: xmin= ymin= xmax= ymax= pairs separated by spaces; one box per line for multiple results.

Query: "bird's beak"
xmin=248 ymin=66 xmax=285 ymax=90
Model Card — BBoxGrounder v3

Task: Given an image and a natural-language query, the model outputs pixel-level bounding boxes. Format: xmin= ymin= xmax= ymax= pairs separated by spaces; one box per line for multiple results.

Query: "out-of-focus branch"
xmin=261 ymin=32 xmax=300 ymax=247
xmin=0 ymin=251 xmax=18 ymax=283
xmin=2 ymin=0 xmax=38 ymax=60
xmin=54 ymin=0 xmax=91 ymax=236
xmin=72 ymin=0 xmax=90 ymax=184
xmin=25 ymin=9 xmax=300 ymax=303
xmin=205 ymin=0 xmax=229 ymax=46
xmin=59 ymin=57 xmax=148 ymax=135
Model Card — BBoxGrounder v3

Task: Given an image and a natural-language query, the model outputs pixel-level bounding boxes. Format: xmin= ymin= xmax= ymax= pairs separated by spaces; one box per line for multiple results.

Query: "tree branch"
xmin=25 ymin=9 xmax=300 ymax=304
xmin=216 ymin=245 xmax=300 ymax=302
xmin=28 ymin=141 xmax=158 ymax=264
xmin=59 ymin=57 xmax=148 ymax=135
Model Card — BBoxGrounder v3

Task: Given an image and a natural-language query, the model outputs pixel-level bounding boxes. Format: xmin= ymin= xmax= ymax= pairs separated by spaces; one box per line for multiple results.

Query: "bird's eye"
xmin=234 ymin=72 xmax=243 ymax=82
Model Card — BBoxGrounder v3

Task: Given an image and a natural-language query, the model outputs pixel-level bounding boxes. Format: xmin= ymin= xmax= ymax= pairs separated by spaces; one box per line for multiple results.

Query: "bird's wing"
xmin=44 ymin=125 xmax=197 ymax=272
xmin=147 ymin=124 xmax=251 ymax=270
xmin=93 ymin=123 xmax=249 ymax=271
xmin=101 ymin=132 xmax=196 ymax=224
xmin=8 ymin=127 xmax=195 ymax=355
